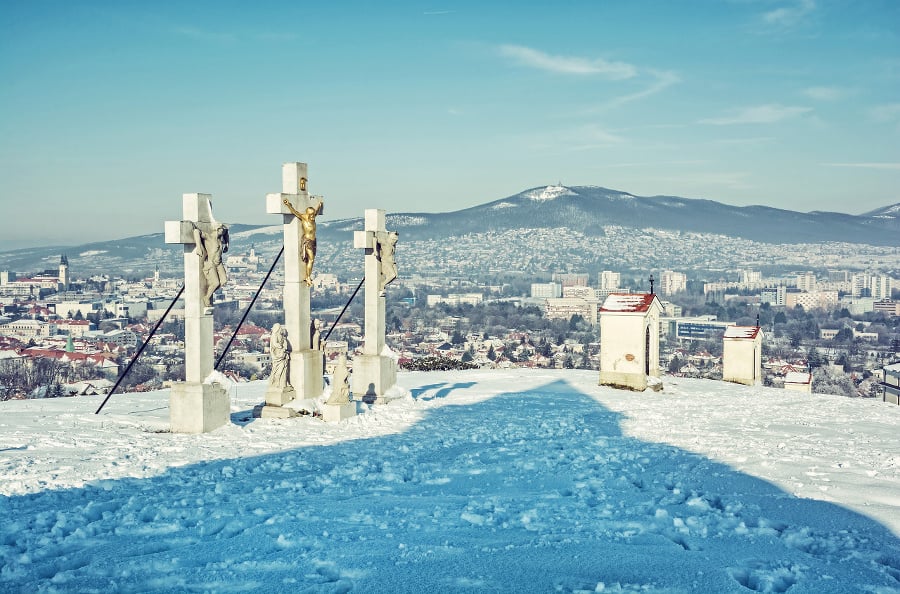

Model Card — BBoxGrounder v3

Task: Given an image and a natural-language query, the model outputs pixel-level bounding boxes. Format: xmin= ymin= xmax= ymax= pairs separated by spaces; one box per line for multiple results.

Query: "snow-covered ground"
xmin=2 ymin=369 xmax=899 ymax=593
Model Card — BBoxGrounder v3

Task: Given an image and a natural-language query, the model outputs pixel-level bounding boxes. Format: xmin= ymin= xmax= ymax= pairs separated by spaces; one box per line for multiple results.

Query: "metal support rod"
xmin=323 ymin=277 xmax=365 ymax=343
xmin=216 ymin=246 xmax=284 ymax=370
xmin=95 ymin=284 xmax=185 ymax=414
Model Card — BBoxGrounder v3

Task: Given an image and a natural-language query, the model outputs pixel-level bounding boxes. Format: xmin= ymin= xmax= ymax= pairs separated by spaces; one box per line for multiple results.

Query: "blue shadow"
xmin=2 ymin=379 xmax=899 ymax=593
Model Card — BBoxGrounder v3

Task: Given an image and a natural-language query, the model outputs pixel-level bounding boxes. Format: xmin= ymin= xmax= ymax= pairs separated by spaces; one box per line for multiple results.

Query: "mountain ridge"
xmin=1 ymin=186 xmax=896 ymax=277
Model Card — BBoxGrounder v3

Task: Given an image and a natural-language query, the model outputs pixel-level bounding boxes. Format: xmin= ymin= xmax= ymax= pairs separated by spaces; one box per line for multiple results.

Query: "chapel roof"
xmin=600 ymin=292 xmax=659 ymax=313
xmin=723 ymin=325 xmax=761 ymax=339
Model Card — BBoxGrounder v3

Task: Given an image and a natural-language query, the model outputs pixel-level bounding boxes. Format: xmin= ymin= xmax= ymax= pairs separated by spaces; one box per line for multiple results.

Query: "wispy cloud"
xmin=524 ymin=124 xmax=624 ymax=152
xmin=803 ymin=86 xmax=850 ymax=101
xmin=498 ymin=44 xmax=636 ymax=79
xmin=171 ymin=26 xmax=235 ymax=43
xmin=568 ymin=125 xmax=625 ymax=150
xmin=605 ymin=160 xmax=709 ymax=169
xmin=762 ymin=0 xmax=816 ymax=28
xmin=870 ymin=103 xmax=900 ymax=122
xmin=424 ymin=9 xmax=455 ymax=15
xmin=824 ymin=162 xmax=900 ymax=170
xmin=699 ymin=104 xmax=812 ymax=125
xmin=603 ymin=69 xmax=680 ymax=109
xmin=712 ymin=136 xmax=775 ymax=146
xmin=655 ymin=171 xmax=754 ymax=191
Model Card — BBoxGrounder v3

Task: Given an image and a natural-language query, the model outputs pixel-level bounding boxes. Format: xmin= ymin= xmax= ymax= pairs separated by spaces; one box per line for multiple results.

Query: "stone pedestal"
xmin=292 ymin=348 xmax=323 ymax=399
xmin=170 ymin=382 xmax=230 ymax=434
xmin=265 ymin=385 xmax=296 ymax=407
xmin=253 ymin=404 xmax=298 ymax=418
xmin=322 ymin=401 xmax=357 ymax=423
xmin=351 ymin=354 xmax=397 ymax=404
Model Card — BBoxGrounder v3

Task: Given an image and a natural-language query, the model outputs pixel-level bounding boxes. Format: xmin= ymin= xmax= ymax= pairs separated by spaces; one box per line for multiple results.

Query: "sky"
xmin=1 ymin=0 xmax=899 ymax=248
xmin=2 ymin=369 xmax=900 ymax=591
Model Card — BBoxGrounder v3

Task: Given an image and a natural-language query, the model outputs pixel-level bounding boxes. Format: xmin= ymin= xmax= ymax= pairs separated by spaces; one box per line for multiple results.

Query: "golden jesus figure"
xmin=283 ymin=197 xmax=323 ymax=286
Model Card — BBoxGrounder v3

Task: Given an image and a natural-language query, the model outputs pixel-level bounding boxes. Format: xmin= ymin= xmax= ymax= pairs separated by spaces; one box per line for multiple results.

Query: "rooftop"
xmin=723 ymin=325 xmax=761 ymax=339
xmin=600 ymin=292 xmax=658 ymax=313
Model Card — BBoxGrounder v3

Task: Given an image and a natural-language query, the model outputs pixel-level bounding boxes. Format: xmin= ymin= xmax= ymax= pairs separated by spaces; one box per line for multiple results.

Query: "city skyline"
xmin=2 ymin=0 xmax=898 ymax=249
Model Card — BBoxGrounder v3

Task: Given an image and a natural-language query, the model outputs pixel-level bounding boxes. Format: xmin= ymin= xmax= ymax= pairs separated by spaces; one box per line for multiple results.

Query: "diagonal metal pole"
xmin=323 ymin=276 xmax=364 ymax=343
xmin=215 ymin=246 xmax=284 ymax=370
xmin=95 ymin=285 xmax=184 ymax=414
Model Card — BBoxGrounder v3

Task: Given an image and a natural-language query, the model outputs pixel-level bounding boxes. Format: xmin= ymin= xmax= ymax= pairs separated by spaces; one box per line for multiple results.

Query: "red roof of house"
xmin=237 ymin=324 xmax=267 ymax=336
xmin=600 ymin=293 xmax=659 ymax=313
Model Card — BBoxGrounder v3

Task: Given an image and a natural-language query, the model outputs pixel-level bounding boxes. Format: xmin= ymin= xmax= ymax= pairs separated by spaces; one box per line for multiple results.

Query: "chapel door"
xmin=645 ymin=326 xmax=651 ymax=375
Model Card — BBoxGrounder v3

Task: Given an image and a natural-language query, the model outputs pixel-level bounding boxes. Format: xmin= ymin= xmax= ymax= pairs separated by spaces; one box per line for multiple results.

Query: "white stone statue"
xmin=268 ymin=323 xmax=291 ymax=389
xmin=192 ymin=222 xmax=229 ymax=307
xmin=326 ymin=354 xmax=351 ymax=405
xmin=378 ymin=231 xmax=399 ymax=291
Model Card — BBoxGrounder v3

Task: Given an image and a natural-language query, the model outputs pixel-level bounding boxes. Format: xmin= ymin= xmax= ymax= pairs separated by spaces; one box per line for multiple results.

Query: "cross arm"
xmin=164 ymin=220 xmax=198 ymax=245
xmin=354 ymin=230 xmax=375 ymax=250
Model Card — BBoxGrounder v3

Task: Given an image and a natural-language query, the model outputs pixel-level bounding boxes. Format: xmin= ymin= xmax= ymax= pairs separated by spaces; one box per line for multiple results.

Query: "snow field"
xmin=0 ymin=370 xmax=899 ymax=592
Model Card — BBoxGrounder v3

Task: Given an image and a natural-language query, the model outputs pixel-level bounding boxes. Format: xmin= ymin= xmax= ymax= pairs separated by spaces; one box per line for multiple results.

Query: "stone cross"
xmin=352 ymin=209 xmax=398 ymax=402
xmin=163 ymin=193 xmax=230 ymax=433
xmin=164 ymin=193 xmax=222 ymax=383
xmin=266 ymin=163 xmax=324 ymax=400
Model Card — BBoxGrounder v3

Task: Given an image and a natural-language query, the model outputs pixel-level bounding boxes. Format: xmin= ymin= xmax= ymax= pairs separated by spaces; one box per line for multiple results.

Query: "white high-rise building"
xmin=871 ymin=275 xmax=893 ymax=301
xmin=851 ymin=273 xmax=869 ymax=297
xmin=599 ymin=271 xmax=621 ymax=291
xmin=741 ymin=270 xmax=762 ymax=285
xmin=660 ymin=270 xmax=687 ymax=296
xmin=531 ymin=282 xmax=562 ymax=299
xmin=796 ymin=271 xmax=816 ymax=292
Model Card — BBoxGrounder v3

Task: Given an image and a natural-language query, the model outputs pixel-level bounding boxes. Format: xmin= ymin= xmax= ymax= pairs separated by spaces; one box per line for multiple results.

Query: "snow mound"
xmin=491 ymin=201 xmax=518 ymax=210
xmin=524 ymin=185 xmax=575 ymax=201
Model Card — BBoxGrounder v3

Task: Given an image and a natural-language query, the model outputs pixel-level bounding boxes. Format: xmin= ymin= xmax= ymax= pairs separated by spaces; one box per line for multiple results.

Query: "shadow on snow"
xmin=2 ymin=379 xmax=900 ymax=593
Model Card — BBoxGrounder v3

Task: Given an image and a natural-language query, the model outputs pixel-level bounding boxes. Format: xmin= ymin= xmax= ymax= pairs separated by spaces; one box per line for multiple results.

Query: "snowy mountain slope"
xmin=1 ymin=370 xmax=899 ymax=592
xmin=370 ymin=185 xmax=899 ymax=245
xmin=2 ymin=188 xmax=897 ymax=276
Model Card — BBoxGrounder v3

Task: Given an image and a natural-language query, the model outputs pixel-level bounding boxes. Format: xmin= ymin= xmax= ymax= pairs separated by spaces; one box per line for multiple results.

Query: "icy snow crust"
xmin=524 ymin=185 xmax=576 ymax=201
xmin=2 ymin=370 xmax=900 ymax=592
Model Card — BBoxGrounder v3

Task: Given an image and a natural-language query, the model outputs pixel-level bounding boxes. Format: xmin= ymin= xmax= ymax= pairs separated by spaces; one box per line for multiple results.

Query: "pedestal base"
xmin=170 ymin=381 xmax=230 ymax=434
xmin=265 ymin=385 xmax=296 ymax=407
xmin=351 ymin=354 xmax=397 ymax=404
xmin=253 ymin=404 xmax=299 ymax=419
xmin=291 ymin=349 xmax=324 ymax=400
xmin=599 ymin=371 xmax=663 ymax=392
xmin=322 ymin=401 xmax=357 ymax=423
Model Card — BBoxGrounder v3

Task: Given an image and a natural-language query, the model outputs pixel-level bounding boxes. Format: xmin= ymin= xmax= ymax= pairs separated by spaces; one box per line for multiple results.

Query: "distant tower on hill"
xmin=58 ymin=254 xmax=69 ymax=291
xmin=154 ymin=264 xmax=160 ymax=284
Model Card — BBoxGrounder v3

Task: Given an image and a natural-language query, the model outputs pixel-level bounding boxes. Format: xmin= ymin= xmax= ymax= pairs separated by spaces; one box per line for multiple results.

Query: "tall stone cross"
xmin=164 ymin=193 xmax=224 ymax=383
xmin=352 ymin=209 xmax=398 ymax=402
xmin=265 ymin=163 xmax=324 ymax=400
xmin=163 ymin=193 xmax=230 ymax=433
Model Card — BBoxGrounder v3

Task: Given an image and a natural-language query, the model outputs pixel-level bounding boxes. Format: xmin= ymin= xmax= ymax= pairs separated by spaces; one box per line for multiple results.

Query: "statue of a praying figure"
xmin=326 ymin=354 xmax=351 ymax=405
xmin=283 ymin=197 xmax=324 ymax=286
xmin=268 ymin=323 xmax=291 ymax=389
xmin=192 ymin=222 xmax=229 ymax=307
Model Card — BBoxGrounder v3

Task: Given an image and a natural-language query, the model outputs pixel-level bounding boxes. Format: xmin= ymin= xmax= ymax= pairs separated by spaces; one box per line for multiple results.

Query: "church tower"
xmin=59 ymin=254 xmax=69 ymax=291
